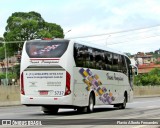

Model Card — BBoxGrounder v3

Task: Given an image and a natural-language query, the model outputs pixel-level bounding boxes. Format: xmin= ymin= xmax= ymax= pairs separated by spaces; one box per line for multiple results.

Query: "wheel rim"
xmin=122 ymin=97 xmax=126 ymax=108
xmin=89 ymin=96 xmax=94 ymax=111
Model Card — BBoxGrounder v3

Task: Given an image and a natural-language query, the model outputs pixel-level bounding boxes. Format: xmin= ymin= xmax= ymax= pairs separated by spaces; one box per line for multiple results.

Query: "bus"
xmin=20 ymin=38 xmax=137 ymax=114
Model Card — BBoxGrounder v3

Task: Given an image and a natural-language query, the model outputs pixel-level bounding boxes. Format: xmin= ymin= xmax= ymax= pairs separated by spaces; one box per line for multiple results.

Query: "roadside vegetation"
xmin=134 ymin=68 xmax=160 ymax=86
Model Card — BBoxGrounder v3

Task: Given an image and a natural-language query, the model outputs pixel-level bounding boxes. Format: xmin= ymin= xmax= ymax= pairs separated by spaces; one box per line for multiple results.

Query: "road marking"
xmin=131 ymin=100 xmax=160 ymax=104
xmin=133 ymin=125 xmax=147 ymax=128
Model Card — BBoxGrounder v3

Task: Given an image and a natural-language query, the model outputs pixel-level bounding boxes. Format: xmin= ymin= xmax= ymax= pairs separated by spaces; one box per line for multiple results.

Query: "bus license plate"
xmin=39 ymin=91 xmax=48 ymax=95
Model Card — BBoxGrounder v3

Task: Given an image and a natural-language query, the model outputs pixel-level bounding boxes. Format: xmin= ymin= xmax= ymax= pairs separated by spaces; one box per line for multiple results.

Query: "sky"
xmin=0 ymin=0 xmax=160 ymax=54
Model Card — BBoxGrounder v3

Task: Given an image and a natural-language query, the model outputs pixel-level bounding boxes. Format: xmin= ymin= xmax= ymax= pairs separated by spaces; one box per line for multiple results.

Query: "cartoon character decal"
xmin=79 ymin=68 xmax=115 ymax=104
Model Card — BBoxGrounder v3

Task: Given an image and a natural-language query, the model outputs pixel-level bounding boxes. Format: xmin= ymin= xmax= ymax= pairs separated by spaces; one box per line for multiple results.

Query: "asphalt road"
xmin=0 ymin=97 xmax=160 ymax=128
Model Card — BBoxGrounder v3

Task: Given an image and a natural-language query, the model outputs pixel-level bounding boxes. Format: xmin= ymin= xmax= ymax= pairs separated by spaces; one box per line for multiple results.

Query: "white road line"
xmin=130 ymin=100 xmax=160 ymax=104
xmin=133 ymin=125 xmax=147 ymax=128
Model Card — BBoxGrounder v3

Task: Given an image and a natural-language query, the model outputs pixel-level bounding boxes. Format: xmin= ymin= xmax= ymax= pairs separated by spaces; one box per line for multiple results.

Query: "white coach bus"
xmin=20 ymin=38 xmax=137 ymax=114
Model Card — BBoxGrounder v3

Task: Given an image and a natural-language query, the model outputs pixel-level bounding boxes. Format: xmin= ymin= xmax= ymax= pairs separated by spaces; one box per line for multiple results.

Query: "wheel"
xmin=118 ymin=97 xmax=126 ymax=109
xmin=77 ymin=107 xmax=87 ymax=113
xmin=120 ymin=96 xmax=126 ymax=109
xmin=114 ymin=96 xmax=126 ymax=109
xmin=42 ymin=106 xmax=59 ymax=114
xmin=87 ymin=94 xmax=94 ymax=113
xmin=77 ymin=94 xmax=95 ymax=113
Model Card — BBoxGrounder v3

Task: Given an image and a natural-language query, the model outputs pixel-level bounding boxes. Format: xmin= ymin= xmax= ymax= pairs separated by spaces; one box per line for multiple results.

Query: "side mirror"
xmin=130 ymin=64 xmax=138 ymax=76
xmin=134 ymin=68 xmax=138 ymax=76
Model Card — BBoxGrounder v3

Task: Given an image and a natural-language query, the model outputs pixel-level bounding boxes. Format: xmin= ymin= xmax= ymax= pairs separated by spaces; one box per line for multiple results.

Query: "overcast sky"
xmin=0 ymin=0 xmax=160 ymax=54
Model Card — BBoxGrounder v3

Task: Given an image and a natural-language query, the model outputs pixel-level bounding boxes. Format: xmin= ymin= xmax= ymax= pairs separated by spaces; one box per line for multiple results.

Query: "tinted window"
xmin=74 ymin=43 xmax=128 ymax=74
xmin=26 ymin=40 xmax=69 ymax=58
xmin=121 ymin=55 xmax=127 ymax=75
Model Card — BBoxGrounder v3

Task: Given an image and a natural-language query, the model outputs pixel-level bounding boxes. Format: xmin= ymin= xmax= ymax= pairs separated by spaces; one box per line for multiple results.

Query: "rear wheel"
xmin=119 ymin=96 xmax=126 ymax=109
xmin=77 ymin=107 xmax=87 ymax=113
xmin=42 ymin=106 xmax=59 ymax=114
xmin=114 ymin=95 xmax=126 ymax=109
xmin=77 ymin=93 xmax=95 ymax=113
xmin=87 ymin=94 xmax=94 ymax=113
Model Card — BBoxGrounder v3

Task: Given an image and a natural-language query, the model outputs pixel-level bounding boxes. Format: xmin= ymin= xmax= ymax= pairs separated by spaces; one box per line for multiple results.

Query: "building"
xmin=135 ymin=52 xmax=156 ymax=65
xmin=138 ymin=63 xmax=160 ymax=74
xmin=133 ymin=50 xmax=160 ymax=74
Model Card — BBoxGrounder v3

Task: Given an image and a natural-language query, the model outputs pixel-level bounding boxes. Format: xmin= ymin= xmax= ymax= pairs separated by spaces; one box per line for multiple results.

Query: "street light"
xmin=64 ymin=29 xmax=71 ymax=38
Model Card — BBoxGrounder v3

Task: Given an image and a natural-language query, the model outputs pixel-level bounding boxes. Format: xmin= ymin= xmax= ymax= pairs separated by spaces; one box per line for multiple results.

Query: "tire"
xmin=87 ymin=94 xmax=94 ymax=113
xmin=120 ymin=96 xmax=127 ymax=109
xmin=77 ymin=93 xmax=94 ymax=113
xmin=42 ymin=106 xmax=59 ymax=114
xmin=114 ymin=96 xmax=126 ymax=109
xmin=118 ymin=97 xmax=126 ymax=109
xmin=77 ymin=107 xmax=87 ymax=113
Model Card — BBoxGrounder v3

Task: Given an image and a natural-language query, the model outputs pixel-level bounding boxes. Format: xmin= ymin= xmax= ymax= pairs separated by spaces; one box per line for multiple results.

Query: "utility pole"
xmin=64 ymin=30 xmax=71 ymax=38
xmin=4 ymin=41 xmax=8 ymax=85
xmin=106 ymin=35 xmax=111 ymax=48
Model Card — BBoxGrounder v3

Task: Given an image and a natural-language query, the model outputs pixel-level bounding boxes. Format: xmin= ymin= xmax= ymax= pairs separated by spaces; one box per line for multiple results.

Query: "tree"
xmin=134 ymin=68 xmax=160 ymax=86
xmin=0 ymin=37 xmax=5 ymax=61
xmin=0 ymin=37 xmax=4 ymax=47
xmin=0 ymin=46 xmax=5 ymax=61
xmin=4 ymin=11 xmax=64 ymax=56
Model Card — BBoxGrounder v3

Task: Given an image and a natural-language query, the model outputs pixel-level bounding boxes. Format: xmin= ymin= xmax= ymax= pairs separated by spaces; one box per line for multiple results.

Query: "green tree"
xmin=13 ymin=64 xmax=20 ymax=79
xmin=0 ymin=46 xmax=5 ymax=61
xmin=134 ymin=68 xmax=160 ymax=86
xmin=4 ymin=11 xmax=64 ymax=56
xmin=0 ymin=37 xmax=5 ymax=61
xmin=0 ymin=37 xmax=4 ymax=47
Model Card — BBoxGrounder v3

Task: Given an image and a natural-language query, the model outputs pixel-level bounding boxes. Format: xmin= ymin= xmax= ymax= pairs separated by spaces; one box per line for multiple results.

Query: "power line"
xmin=108 ymin=34 xmax=160 ymax=45
xmin=67 ymin=24 xmax=160 ymax=39
xmin=1 ymin=24 xmax=160 ymax=43
xmin=78 ymin=33 xmax=160 ymax=48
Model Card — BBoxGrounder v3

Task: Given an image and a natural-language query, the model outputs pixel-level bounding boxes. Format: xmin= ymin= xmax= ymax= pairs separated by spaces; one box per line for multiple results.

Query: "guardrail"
xmin=0 ymin=85 xmax=160 ymax=106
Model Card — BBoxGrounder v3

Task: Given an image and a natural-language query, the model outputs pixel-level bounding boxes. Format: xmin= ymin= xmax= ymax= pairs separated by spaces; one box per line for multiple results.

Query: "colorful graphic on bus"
xmin=31 ymin=44 xmax=61 ymax=56
xmin=79 ymin=68 xmax=115 ymax=104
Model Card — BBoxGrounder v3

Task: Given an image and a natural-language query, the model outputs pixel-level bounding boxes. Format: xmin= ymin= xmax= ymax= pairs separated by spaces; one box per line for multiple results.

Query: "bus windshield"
xmin=25 ymin=40 xmax=69 ymax=58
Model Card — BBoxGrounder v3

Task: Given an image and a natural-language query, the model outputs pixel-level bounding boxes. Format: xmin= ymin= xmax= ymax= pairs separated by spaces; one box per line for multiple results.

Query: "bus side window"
xmin=74 ymin=44 xmax=84 ymax=67
xmin=118 ymin=55 xmax=123 ymax=72
xmin=104 ymin=52 xmax=112 ymax=71
xmin=112 ymin=54 xmax=119 ymax=72
xmin=122 ymin=55 xmax=127 ymax=75
xmin=88 ymin=47 xmax=95 ymax=69
xmin=84 ymin=48 xmax=90 ymax=68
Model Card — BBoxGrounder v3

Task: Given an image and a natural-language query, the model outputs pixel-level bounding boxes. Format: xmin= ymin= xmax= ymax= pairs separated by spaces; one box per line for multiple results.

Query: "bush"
xmin=134 ymin=68 xmax=160 ymax=86
xmin=13 ymin=64 xmax=20 ymax=79
xmin=0 ymin=72 xmax=16 ymax=79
